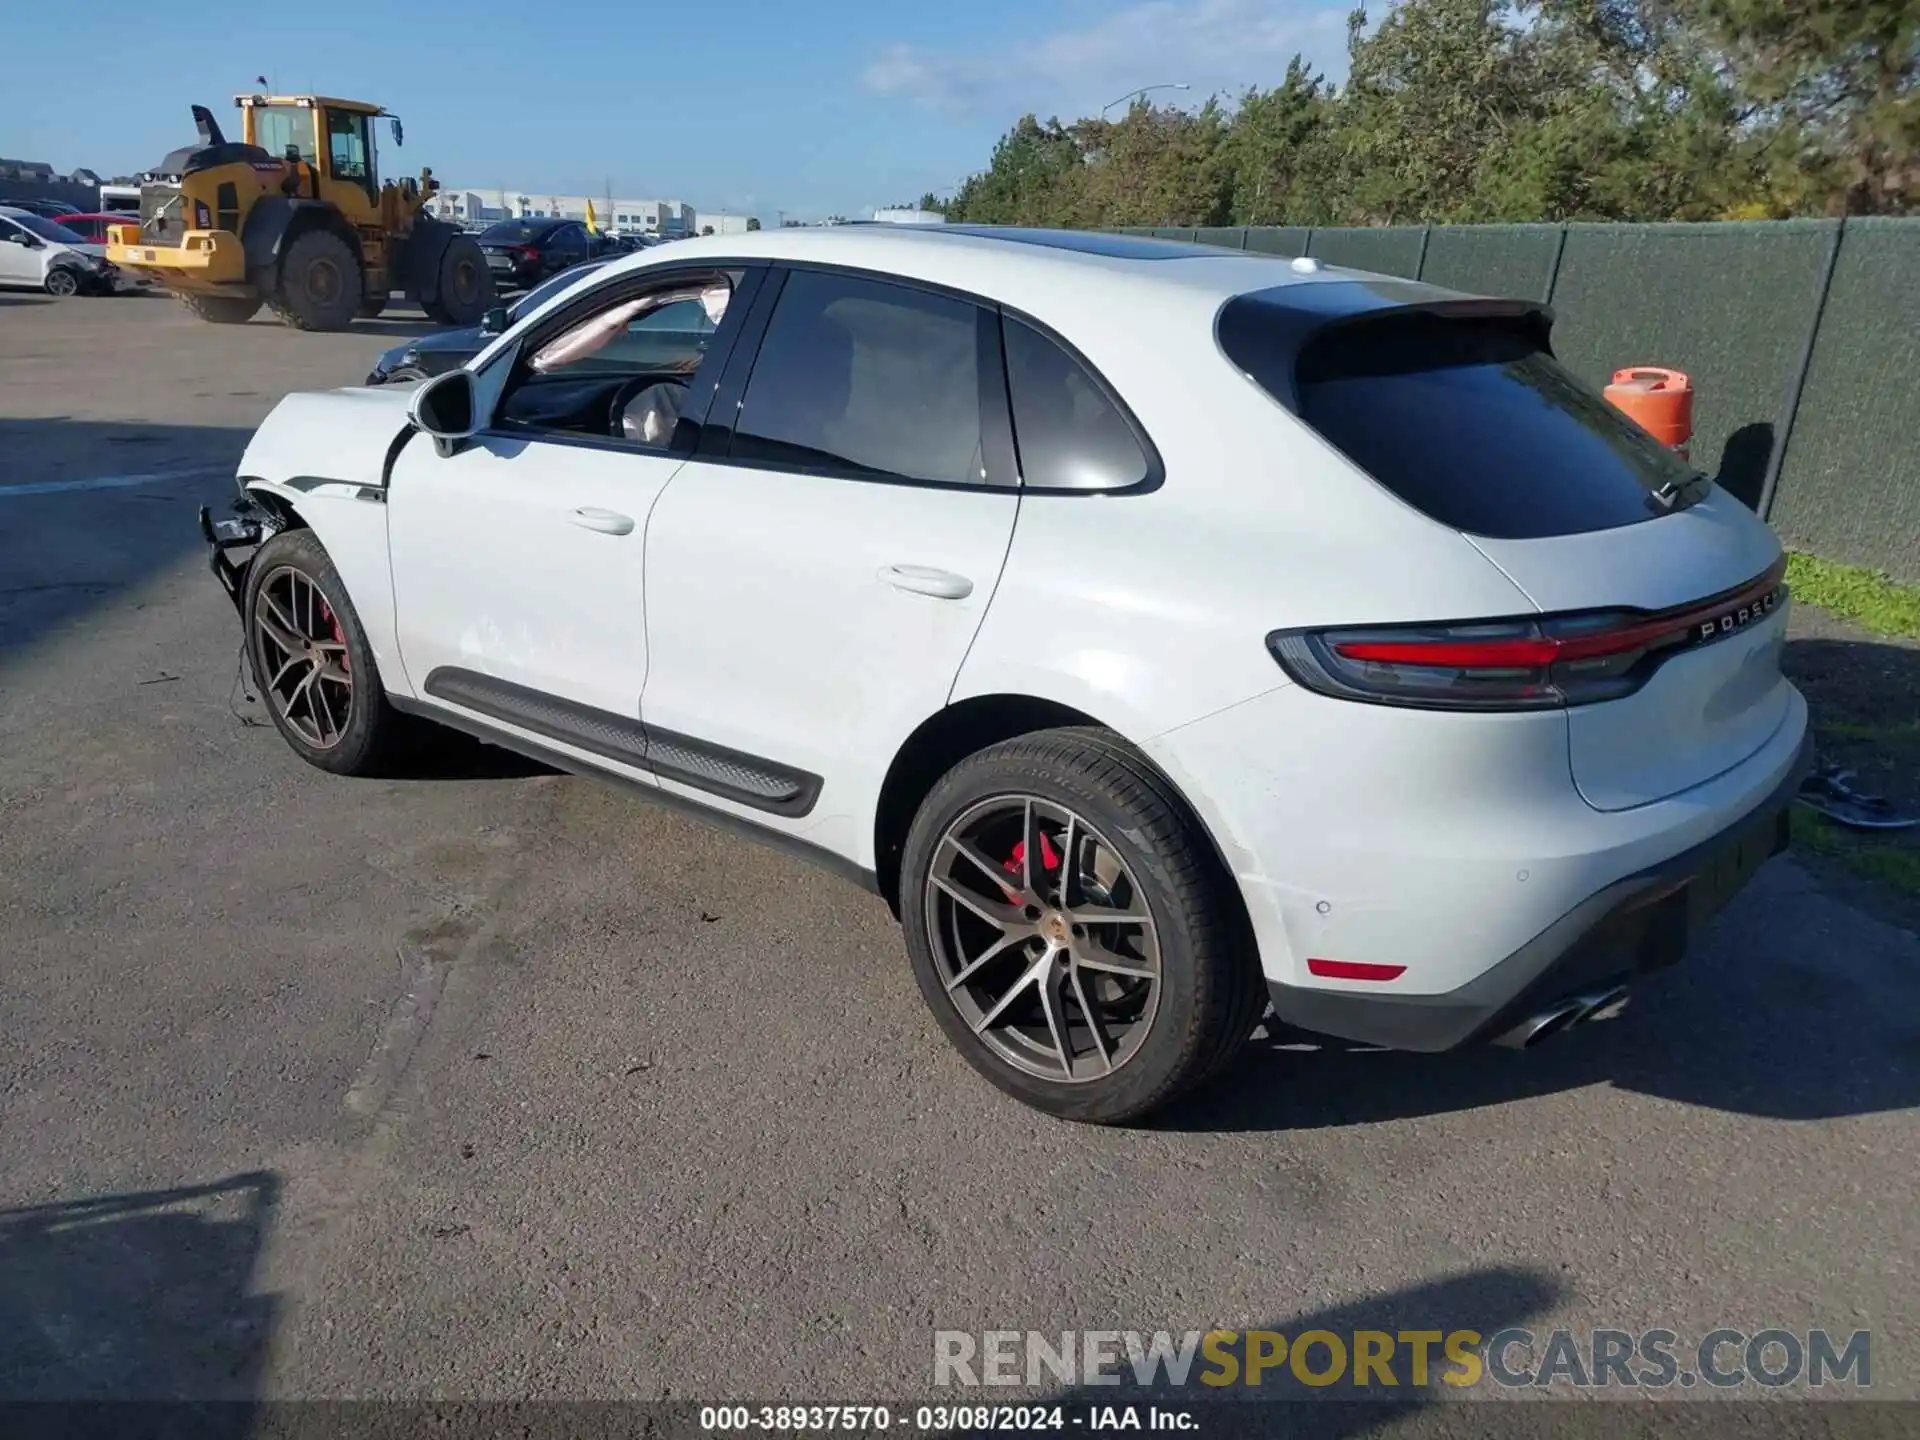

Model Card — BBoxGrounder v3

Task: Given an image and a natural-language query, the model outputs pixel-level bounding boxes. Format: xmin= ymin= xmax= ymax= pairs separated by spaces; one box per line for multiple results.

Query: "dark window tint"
xmin=480 ymin=220 xmax=554 ymax=243
xmin=733 ymin=270 xmax=986 ymax=485
xmin=1228 ymin=307 xmax=1696 ymax=540
xmin=1004 ymin=318 xmax=1149 ymax=490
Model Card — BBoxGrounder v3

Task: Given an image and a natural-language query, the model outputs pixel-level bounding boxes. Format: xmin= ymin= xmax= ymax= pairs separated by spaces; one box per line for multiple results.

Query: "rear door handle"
xmin=879 ymin=564 xmax=973 ymax=600
xmin=568 ymin=507 xmax=635 ymax=535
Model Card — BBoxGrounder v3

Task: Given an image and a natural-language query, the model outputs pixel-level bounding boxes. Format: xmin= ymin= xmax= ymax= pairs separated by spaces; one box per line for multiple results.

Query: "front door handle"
xmin=879 ymin=564 xmax=973 ymax=600
xmin=568 ymin=507 xmax=635 ymax=535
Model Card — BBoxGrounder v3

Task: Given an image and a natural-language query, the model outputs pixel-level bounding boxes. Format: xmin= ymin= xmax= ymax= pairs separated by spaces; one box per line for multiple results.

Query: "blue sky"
xmin=2 ymin=0 xmax=1349 ymax=223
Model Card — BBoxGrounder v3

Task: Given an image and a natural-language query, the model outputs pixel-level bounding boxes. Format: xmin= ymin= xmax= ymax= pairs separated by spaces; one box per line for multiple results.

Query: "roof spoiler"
xmin=1215 ymin=279 xmax=1557 ymax=411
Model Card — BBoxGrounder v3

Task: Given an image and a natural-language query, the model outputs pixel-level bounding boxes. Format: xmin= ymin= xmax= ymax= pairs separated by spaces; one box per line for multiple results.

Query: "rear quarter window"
xmin=1220 ymin=300 xmax=1697 ymax=540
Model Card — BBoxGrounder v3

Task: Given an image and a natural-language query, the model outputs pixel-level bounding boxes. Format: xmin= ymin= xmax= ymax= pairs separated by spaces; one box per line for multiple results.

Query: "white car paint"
xmin=385 ymin=434 xmax=679 ymax=729
xmin=0 ymin=207 xmax=144 ymax=292
xmin=639 ymin=457 xmax=1020 ymax=860
xmin=229 ymin=223 xmax=1807 ymax=1042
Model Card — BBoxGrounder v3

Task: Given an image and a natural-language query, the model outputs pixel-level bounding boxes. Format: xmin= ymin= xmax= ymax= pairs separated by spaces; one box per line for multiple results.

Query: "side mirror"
xmin=482 ymin=305 xmax=509 ymax=334
xmin=6 ymin=231 xmax=37 ymax=247
xmin=391 ymin=117 xmax=404 ymax=147
xmin=407 ymin=368 xmax=479 ymax=448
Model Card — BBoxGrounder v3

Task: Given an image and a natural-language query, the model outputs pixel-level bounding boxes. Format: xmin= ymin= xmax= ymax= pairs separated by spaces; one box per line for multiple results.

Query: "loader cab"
xmin=236 ymin=94 xmax=396 ymax=211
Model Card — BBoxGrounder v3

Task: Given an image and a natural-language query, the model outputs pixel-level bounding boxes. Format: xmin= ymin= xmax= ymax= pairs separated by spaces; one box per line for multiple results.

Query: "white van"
xmin=0 ymin=206 xmax=144 ymax=296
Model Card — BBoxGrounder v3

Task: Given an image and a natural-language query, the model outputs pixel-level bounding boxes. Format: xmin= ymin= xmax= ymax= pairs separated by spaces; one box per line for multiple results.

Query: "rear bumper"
xmin=1263 ymin=729 xmax=1811 ymax=1051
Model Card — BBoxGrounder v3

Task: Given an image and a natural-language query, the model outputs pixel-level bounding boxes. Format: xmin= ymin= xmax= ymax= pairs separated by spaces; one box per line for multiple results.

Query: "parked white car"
xmin=204 ymin=225 xmax=1809 ymax=1122
xmin=0 ymin=206 xmax=143 ymax=295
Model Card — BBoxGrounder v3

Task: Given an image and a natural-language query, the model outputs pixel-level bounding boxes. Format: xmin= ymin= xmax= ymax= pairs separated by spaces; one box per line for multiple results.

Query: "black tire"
xmin=179 ymin=292 xmax=262 ymax=324
xmin=44 ymin=267 xmax=80 ymax=298
xmin=271 ymin=228 xmax=363 ymax=331
xmin=900 ymin=727 xmax=1264 ymax=1124
xmin=244 ymin=529 xmax=409 ymax=777
xmin=358 ymin=292 xmax=388 ymax=319
xmin=422 ymin=233 xmax=492 ymax=326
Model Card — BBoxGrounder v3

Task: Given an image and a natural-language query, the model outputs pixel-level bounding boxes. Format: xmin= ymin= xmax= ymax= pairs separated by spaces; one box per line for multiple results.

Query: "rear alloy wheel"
xmin=901 ymin=728 xmax=1264 ymax=1124
xmin=44 ymin=267 xmax=80 ymax=298
xmin=272 ymin=229 xmax=363 ymax=331
xmin=244 ymin=529 xmax=408 ymax=776
xmin=179 ymin=292 xmax=262 ymax=324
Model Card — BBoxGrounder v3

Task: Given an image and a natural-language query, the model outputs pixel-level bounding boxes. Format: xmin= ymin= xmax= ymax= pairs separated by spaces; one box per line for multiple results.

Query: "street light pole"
xmin=1101 ymin=82 xmax=1191 ymax=118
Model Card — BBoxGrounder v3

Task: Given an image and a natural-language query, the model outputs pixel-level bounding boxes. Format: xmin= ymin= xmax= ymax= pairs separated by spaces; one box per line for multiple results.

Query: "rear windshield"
xmin=1222 ymin=305 xmax=1698 ymax=540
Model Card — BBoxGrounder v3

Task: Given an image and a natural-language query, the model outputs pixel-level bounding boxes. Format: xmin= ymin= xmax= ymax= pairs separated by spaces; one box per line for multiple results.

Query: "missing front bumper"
xmin=198 ymin=501 xmax=271 ymax=618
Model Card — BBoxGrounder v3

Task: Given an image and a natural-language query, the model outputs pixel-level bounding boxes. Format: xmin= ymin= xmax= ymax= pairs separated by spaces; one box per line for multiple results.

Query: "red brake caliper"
xmin=322 ymin=600 xmax=348 ymax=673
xmin=1001 ymin=832 xmax=1060 ymax=903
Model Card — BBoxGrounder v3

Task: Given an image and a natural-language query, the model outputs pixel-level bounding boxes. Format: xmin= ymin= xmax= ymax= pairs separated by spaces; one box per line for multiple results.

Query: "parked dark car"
xmin=364 ymin=258 xmax=616 ymax=384
xmin=3 ymin=197 xmax=87 ymax=219
xmin=590 ymin=233 xmax=650 ymax=258
xmin=476 ymin=217 xmax=594 ymax=291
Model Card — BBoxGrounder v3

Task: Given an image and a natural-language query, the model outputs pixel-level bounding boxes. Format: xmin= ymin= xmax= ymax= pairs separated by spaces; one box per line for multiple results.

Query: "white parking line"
xmin=0 ymin=466 xmax=230 ymax=498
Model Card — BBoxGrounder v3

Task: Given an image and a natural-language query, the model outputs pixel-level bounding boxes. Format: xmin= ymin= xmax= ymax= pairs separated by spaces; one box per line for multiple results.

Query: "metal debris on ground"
xmin=1797 ymin=762 xmax=1919 ymax=830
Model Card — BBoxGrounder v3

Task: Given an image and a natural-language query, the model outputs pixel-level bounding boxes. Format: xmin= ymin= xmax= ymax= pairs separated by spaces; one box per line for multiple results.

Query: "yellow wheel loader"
xmin=107 ymin=94 xmax=492 ymax=330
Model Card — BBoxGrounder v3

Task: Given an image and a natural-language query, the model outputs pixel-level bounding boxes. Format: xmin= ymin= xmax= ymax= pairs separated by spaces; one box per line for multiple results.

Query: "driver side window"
xmin=494 ymin=269 xmax=743 ymax=452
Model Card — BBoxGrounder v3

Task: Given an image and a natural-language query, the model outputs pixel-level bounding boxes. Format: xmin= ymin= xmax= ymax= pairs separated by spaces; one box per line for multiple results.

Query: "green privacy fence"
xmin=1130 ymin=220 xmax=1920 ymax=584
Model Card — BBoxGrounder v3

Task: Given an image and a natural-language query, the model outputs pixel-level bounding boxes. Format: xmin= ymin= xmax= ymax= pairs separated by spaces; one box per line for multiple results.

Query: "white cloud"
xmin=861 ymin=0 xmax=1350 ymax=117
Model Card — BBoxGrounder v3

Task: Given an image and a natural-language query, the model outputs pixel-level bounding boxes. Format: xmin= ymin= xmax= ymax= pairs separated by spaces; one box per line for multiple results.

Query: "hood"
xmin=240 ymin=385 xmax=419 ymax=490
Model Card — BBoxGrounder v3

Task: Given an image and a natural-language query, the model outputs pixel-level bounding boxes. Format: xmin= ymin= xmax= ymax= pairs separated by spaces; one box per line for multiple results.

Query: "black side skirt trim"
xmin=420 ymin=666 xmax=823 ymax=818
xmin=389 ymin=693 xmax=875 ymax=896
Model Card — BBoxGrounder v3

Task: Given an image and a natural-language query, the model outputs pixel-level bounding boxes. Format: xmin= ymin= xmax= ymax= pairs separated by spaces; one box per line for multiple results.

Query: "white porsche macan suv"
xmin=204 ymin=225 xmax=1810 ymax=1123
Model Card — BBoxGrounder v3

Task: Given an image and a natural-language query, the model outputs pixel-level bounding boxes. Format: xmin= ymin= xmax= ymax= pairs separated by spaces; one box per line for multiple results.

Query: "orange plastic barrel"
xmin=1604 ymin=366 xmax=1694 ymax=458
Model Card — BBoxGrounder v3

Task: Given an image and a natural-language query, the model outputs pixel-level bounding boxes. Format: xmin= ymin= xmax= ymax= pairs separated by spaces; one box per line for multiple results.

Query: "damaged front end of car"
xmin=197 ymin=486 xmax=287 ymax=620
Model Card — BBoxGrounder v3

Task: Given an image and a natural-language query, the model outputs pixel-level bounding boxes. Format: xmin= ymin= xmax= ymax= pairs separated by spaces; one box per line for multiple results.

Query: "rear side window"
xmin=1004 ymin=318 xmax=1150 ymax=491
xmin=732 ymin=270 xmax=987 ymax=485
xmin=1224 ymin=305 xmax=1697 ymax=540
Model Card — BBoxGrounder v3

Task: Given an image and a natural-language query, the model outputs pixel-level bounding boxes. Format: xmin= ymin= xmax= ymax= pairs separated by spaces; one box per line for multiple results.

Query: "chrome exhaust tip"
xmin=1494 ymin=985 xmax=1631 ymax=1049
xmin=1572 ymin=983 xmax=1631 ymax=1027
xmin=1494 ymin=999 xmax=1588 ymax=1050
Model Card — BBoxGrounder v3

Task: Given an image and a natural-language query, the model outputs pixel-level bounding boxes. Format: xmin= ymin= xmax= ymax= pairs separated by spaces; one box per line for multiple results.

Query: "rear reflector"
xmin=1306 ymin=959 xmax=1407 ymax=982
xmin=1269 ymin=557 xmax=1787 ymax=712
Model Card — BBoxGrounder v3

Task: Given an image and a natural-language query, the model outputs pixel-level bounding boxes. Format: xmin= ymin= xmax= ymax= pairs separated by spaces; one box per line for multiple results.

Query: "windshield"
xmin=510 ymin=261 xmax=609 ymax=320
xmin=12 ymin=213 xmax=88 ymax=245
xmin=480 ymin=221 xmax=551 ymax=243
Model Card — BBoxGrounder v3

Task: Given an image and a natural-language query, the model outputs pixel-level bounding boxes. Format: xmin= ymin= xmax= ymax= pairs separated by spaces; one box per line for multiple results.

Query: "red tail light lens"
xmin=512 ymin=244 xmax=539 ymax=262
xmin=1268 ymin=558 xmax=1787 ymax=712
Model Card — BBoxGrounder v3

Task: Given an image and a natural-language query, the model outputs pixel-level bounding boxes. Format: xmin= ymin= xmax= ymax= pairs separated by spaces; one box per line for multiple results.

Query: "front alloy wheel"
xmin=253 ymin=565 xmax=354 ymax=749
xmin=242 ymin=528 xmax=409 ymax=776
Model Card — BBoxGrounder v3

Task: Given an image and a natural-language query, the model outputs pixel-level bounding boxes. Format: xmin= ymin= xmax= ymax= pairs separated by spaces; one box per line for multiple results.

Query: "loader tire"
xmin=271 ymin=229 xmax=363 ymax=332
xmin=422 ymin=234 xmax=491 ymax=326
xmin=178 ymin=293 xmax=262 ymax=325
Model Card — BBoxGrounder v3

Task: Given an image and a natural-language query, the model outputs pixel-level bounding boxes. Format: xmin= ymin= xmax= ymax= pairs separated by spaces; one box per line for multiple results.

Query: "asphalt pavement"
xmin=2 ymin=293 xmax=1915 ymax=1423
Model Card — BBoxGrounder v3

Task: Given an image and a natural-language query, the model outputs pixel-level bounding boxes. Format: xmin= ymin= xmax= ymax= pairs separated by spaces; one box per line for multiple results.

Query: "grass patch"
xmin=1790 ymin=804 xmax=1920 ymax=900
xmin=1818 ymin=720 xmax=1920 ymax=749
xmin=1786 ymin=552 xmax=1920 ymax=641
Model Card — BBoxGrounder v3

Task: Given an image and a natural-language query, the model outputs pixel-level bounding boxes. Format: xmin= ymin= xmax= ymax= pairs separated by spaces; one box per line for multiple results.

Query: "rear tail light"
xmin=1268 ymin=557 xmax=1787 ymax=712
xmin=512 ymin=244 xmax=539 ymax=263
